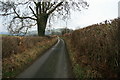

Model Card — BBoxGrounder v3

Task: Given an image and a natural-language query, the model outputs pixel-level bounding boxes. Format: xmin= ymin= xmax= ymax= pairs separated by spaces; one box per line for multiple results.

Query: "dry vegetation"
xmin=2 ymin=36 xmax=49 ymax=58
xmin=2 ymin=36 xmax=57 ymax=78
xmin=64 ymin=18 xmax=120 ymax=79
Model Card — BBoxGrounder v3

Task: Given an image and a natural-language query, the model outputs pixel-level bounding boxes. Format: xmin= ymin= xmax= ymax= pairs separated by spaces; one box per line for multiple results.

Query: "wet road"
xmin=17 ymin=38 xmax=72 ymax=78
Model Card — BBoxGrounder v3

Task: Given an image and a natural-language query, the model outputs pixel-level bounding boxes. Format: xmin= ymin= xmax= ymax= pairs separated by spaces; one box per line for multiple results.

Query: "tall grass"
xmin=2 ymin=36 xmax=50 ymax=58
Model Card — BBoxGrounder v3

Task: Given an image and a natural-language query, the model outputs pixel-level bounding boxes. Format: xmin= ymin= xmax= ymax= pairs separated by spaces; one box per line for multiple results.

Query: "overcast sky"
xmin=0 ymin=0 xmax=120 ymax=32
xmin=52 ymin=0 xmax=119 ymax=30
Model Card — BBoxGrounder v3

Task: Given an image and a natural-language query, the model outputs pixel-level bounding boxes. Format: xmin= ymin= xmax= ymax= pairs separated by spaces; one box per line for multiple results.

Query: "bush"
xmin=68 ymin=18 xmax=120 ymax=78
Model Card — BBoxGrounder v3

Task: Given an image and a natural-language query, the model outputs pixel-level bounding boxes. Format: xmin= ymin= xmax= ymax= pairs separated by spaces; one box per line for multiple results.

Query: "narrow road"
xmin=17 ymin=38 xmax=73 ymax=78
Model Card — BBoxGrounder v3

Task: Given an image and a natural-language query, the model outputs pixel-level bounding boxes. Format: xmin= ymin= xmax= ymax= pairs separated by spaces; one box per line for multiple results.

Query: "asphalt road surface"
xmin=17 ymin=38 xmax=73 ymax=78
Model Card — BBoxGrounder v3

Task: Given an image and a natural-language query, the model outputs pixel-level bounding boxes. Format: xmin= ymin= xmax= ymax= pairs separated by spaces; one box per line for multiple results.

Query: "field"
xmin=2 ymin=36 xmax=57 ymax=78
xmin=64 ymin=18 xmax=120 ymax=78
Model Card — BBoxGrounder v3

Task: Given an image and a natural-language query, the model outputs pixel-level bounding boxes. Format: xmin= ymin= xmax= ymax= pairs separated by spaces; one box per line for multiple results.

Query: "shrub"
xmin=67 ymin=18 xmax=120 ymax=78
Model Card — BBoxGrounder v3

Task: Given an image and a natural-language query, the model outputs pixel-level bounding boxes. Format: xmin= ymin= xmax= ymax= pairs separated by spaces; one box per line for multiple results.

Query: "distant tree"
xmin=61 ymin=28 xmax=73 ymax=35
xmin=0 ymin=0 xmax=89 ymax=36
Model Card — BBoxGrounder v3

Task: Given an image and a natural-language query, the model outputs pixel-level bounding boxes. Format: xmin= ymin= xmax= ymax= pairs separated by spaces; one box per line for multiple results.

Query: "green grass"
xmin=73 ymin=64 xmax=85 ymax=79
xmin=0 ymin=34 xmax=9 ymax=36
xmin=4 ymin=71 xmax=16 ymax=78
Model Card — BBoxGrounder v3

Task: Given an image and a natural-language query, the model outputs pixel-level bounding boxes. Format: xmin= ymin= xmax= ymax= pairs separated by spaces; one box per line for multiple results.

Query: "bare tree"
xmin=0 ymin=0 xmax=89 ymax=36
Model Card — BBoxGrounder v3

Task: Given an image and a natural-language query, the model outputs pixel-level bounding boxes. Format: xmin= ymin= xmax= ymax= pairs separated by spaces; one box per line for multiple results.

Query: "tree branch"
xmin=38 ymin=2 xmax=42 ymax=14
xmin=0 ymin=12 xmax=14 ymax=16
xmin=33 ymin=1 xmax=37 ymax=5
xmin=13 ymin=16 xmax=37 ymax=20
xmin=15 ymin=1 xmax=30 ymax=6
xmin=13 ymin=8 xmax=37 ymax=20
xmin=42 ymin=2 xmax=45 ymax=13
xmin=45 ymin=2 xmax=51 ymax=11
xmin=29 ymin=6 xmax=37 ymax=18
xmin=13 ymin=8 xmax=19 ymax=17
xmin=47 ymin=2 xmax=63 ymax=15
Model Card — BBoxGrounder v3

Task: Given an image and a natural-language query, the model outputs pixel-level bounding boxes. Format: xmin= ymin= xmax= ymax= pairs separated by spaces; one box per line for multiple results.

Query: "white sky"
xmin=0 ymin=0 xmax=120 ymax=32
xmin=53 ymin=0 xmax=119 ymax=30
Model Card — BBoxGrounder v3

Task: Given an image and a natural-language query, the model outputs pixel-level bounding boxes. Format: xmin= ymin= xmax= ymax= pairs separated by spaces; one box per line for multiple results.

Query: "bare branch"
xmin=42 ymin=2 xmax=45 ymax=13
xmin=13 ymin=7 xmax=37 ymax=20
xmin=13 ymin=16 xmax=37 ymax=20
xmin=34 ymin=1 xmax=37 ymax=5
xmin=0 ymin=12 xmax=14 ymax=16
xmin=0 ymin=1 xmax=15 ymax=12
xmin=15 ymin=1 xmax=30 ymax=6
xmin=38 ymin=2 xmax=42 ymax=14
xmin=48 ymin=2 xmax=63 ymax=15
xmin=13 ymin=8 xmax=19 ymax=17
xmin=29 ymin=6 xmax=37 ymax=18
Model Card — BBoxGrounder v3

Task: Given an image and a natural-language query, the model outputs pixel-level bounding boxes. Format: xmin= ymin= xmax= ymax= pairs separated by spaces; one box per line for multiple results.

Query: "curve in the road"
xmin=16 ymin=38 xmax=73 ymax=78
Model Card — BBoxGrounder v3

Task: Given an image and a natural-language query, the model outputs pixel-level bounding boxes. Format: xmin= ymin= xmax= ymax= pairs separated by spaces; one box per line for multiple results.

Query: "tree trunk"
xmin=37 ymin=13 xmax=48 ymax=36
